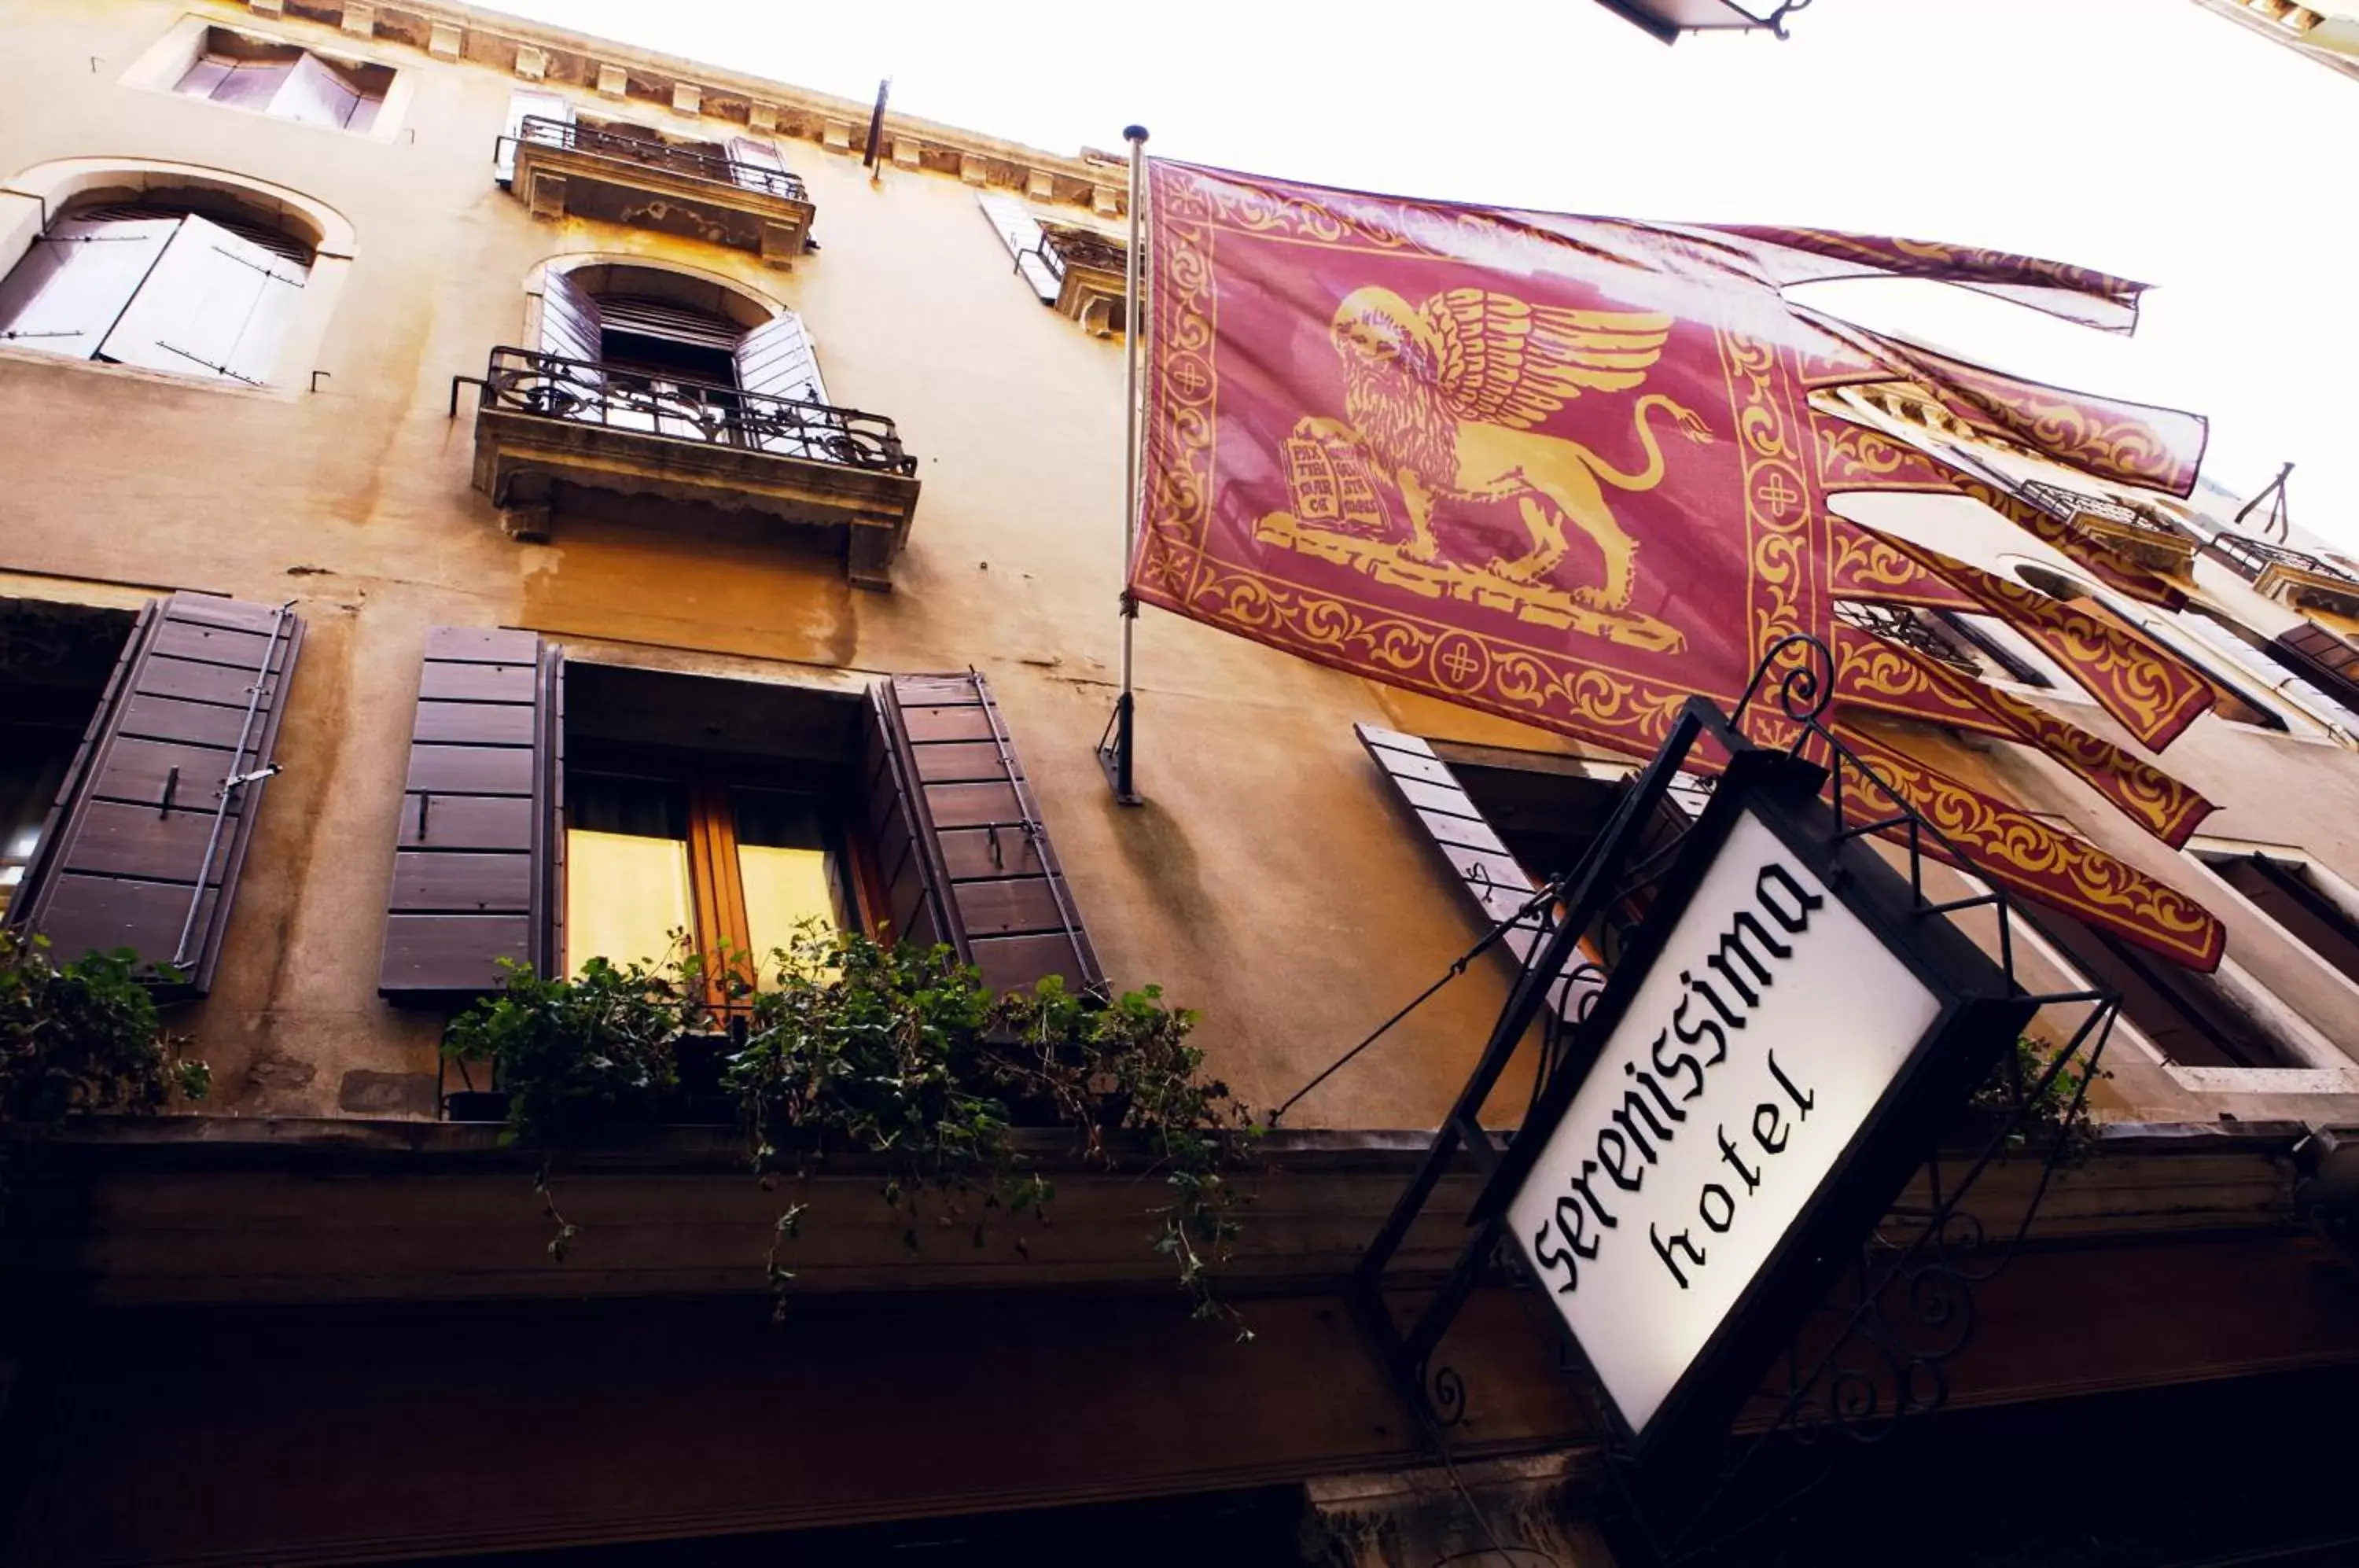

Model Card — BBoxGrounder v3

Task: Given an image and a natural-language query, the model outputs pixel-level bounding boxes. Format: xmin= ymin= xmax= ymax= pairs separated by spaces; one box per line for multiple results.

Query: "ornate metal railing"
xmin=2211 ymin=531 xmax=2359 ymax=587
xmin=2018 ymin=478 xmax=2184 ymax=539
xmin=505 ymin=116 xmax=808 ymax=203
xmin=479 ymin=346 xmax=915 ymax=475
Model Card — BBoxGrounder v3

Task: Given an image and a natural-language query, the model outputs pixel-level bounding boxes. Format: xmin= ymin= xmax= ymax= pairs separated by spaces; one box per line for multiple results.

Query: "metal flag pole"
xmin=1098 ymin=123 xmax=1149 ymax=805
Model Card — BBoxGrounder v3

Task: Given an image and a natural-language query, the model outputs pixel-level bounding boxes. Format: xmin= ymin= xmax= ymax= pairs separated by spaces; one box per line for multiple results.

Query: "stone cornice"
xmin=224 ymin=0 xmax=1132 ymax=215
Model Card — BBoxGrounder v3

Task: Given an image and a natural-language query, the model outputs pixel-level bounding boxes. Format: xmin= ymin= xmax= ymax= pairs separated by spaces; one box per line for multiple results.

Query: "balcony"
xmin=502 ymin=117 xmax=816 ymax=267
xmin=2019 ymin=478 xmax=2199 ymax=574
xmin=2209 ymin=532 xmax=2359 ymax=619
xmin=467 ymin=347 xmax=921 ymax=590
xmin=1033 ymin=225 xmax=1128 ymax=337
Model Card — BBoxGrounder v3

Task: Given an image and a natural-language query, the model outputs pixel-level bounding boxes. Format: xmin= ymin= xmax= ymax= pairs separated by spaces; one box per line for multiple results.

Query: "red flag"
xmin=1830 ymin=622 xmax=2216 ymax=848
xmin=1132 ymin=160 xmax=2222 ymax=965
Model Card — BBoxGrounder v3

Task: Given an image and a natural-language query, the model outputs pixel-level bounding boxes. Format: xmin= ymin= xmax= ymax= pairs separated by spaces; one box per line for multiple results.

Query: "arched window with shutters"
xmin=0 ymin=193 xmax=315 ymax=386
xmin=524 ymin=259 xmax=837 ymax=451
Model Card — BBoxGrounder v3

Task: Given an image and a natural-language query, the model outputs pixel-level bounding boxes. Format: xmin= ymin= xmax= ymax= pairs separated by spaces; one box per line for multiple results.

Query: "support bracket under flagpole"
xmin=1099 ymin=123 xmax=1149 ymax=807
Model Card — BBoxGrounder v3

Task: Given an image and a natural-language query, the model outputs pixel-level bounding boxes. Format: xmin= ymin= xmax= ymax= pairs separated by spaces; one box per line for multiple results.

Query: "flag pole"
xmin=1099 ymin=123 xmax=1149 ymax=805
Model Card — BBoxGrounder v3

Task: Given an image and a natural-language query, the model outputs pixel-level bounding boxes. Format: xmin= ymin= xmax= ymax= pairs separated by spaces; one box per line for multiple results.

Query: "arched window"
xmin=0 ymin=191 xmax=314 ymax=385
xmin=528 ymin=260 xmax=833 ymax=449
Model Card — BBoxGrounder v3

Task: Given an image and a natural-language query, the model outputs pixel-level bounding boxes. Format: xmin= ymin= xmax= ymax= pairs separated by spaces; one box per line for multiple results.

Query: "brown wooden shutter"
xmin=2215 ymin=854 xmax=2359 ymax=989
xmin=2271 ymin=623 xmax=2359 ymax=716
xmin=14 ymin=593 xmax=302 ymax=993
xmin=860 ymin=672 xmax=1102 ymax=996
xmin=378 ymin=628 xmax=561 ymax=1004
xmin=1353 ymin=723 xmax=1603 ymax=1020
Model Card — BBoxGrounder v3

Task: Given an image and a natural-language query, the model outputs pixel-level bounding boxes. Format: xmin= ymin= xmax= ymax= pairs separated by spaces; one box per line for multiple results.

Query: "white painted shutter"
xmin=733 ymin=311 xmax=825 ymax=404
xmin=268 ymin=52 xmax=362 ymax=129
xmin=976 ymin=193 xmax=1059 ymax=304
xmin=727 ymin=135 xmax=789 ymax=194
xmin=498 ymin=89 xmax=572 ymax=183
xmin=95 ymin=215 xmax=306 ymax=385
xmin=0 ymin=214 xmax=178 ymax=360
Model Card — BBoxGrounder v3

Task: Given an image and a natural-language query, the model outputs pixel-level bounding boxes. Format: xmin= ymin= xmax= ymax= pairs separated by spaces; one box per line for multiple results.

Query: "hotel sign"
xmin=1481 ymin=757 xmax=2033 ymax=1452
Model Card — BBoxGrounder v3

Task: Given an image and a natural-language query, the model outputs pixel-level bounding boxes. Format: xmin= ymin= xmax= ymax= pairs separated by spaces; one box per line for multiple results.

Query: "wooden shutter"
xmin=734 ymin=311 xmax=826 ymax=404
xmin=267 ymin=51 xmax=362 ymax=129
xmin=0 ymin=212 xmax=179 ymax=361
xmin=975 ymin=193 xmax=1060 ymax=304
xmin=2215 ymin=854 xmax=2359 ymax=989
xmin=727 ymin=135 xmax=789 ymax=193
xmin=2022 ymin=903 xmax=2289 ymax=1070
xmin=14 ymin=594 xmax=302 ymax=993
xmin=95 ymin=215 xmax=306 ymax=385
xmin=1353 ymin=724 xmax=1604 ymax=1020
xmin=2271 ymin=623 xmax=2359 ymax=716
xmin=860 ymin=672 xmax=1102 ymax=996
xmin=497 ymin=89 xmax=571 ymax=183
xmin=537 ymin=270 xmax=604 ymax=366
xmin=379 ymin=629 xmax=561 ymax=1003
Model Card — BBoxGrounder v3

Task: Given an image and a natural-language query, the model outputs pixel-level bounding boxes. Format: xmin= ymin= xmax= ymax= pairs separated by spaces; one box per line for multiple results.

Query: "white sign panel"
xmin=1506 ymin=809 xmax=1942 ymax=1439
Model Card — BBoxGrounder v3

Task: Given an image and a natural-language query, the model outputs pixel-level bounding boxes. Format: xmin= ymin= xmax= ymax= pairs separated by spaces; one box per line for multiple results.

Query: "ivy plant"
xmin=443 ymin=929 xmax=1257 ymax=1331
xmin=0 ymin=929 xmax=209 ymax=1223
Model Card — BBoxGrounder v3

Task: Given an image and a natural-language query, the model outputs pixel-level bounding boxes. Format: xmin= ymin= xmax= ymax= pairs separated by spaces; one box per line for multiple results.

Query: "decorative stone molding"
xmin=672 ymin=83 xmax=701 ymax=116
xmin=427 ymin=20 xmax=462 ymax=60
xmin=248 ymin=0 xmax=284 ymax=14
xmin=959 ymin=153 xmax=988 ymax=186
xmin=748 ymin=101 xmax=778 ymax=133
xmin=823 ymin=120 xmax=854 ymax=152
xmin=513 ymin=43 xmax=548 ymax=81
xmin=1093 ymin=185 xmax=1120 ymax=216
xmin=892 ymin=138 xmax=923 ymax=169
xmin=1026 ymin=169 xmax=1055 ymax=200
xmin=340 ymin=2 xmax=375 ymax=37
xmin=596 ymin=62 xmax=627 ymax=98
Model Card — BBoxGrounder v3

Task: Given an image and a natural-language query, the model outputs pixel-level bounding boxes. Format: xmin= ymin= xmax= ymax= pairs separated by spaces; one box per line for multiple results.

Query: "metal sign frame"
xmin=1349 ymin=636 xmax=2123 ymax=1564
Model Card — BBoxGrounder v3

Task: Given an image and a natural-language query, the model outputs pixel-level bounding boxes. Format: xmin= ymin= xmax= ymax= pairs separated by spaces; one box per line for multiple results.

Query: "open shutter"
xmin=95 ymin=215 xmax=305 ymax=385
xmin=1354 ymin=725 xmax=1603 ymax=1020
xmin=727 ymin=135 xmax=789 ymax=195
xmin=861 ymin=672 xmax=1102 ymax=996
xmin=15 ymin=594 xmax=301 ymax=993
xmin=0 ymin=212 xmax=179 ymax=360
xmin=267 ymin=51 xmax=363 ymax=129
xmin=734 ymin=311 xmax=826 ymax=404
xmin=497 ymin=89 xmax=571 ymax=184
xmin=537 ymin=269 xmax=603 ymax=366
xmin=975 ymin=193 xmax=1060 ymax=304
xmin=379 ymin=628 xmax=560 ymax=1003
xmin=2271 ymin=622 xmax=2359 ymax=717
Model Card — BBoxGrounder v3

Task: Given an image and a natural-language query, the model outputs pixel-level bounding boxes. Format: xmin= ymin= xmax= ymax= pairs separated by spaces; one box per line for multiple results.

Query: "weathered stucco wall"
xmin=1 ymin=0 xmax=2353 ymax=1136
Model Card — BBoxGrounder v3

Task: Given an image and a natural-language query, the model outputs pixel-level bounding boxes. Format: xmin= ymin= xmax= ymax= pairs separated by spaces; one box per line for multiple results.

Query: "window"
xmin=174 ymin=30 xmax=390 ymax=131
xmin=2021 ymin=903 xmax=2298 ymax=1069
xmin=2178 ymin=609 xmax=2359 ymax=734
xmin=0 ymin=198 xmax=311 ymax=385
xmin=0 ymin=601 xmax=136 ymax=921
xmin=2200 ymin=850 xmax=2359 ymax=990
xmin=2013 ymin=563 xmax=2292 ymax=731
xmin=562 ymin=664 xmax=873 ymax=993
xmin=1833 ymin=601 xmax=2059 ymax=689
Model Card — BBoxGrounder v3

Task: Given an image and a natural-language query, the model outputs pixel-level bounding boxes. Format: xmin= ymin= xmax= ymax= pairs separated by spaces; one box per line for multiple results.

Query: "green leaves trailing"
xmin=443 ymin=929 xmax=1258 ymax=1334
xmin=1 ymin=929 xmax=209 ymax=1226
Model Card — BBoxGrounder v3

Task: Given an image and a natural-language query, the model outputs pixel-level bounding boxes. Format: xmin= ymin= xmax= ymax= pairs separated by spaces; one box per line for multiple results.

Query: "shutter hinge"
xmin=221 ymin=764 xmax=282 ymax=797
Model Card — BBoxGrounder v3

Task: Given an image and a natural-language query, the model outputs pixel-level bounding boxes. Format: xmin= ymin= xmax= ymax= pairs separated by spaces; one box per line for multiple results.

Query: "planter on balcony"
xmin=502 ymin=116 xmax=816 ymax=267
xmin=467 ymin=346 xmax=922 ymax=590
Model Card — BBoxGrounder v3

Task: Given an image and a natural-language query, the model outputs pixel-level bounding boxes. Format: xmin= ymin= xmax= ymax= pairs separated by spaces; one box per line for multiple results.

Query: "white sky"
xmin=487 ymin=0 xmax=2358 ymax=549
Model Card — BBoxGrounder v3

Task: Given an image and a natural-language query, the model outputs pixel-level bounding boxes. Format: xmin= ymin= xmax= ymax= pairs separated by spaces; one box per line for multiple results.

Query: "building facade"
xmin=2 ymin=2 xmax=2357 ymax=1563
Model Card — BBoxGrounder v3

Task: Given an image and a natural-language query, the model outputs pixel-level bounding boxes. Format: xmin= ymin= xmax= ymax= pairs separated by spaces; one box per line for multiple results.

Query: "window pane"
xmin=566 ymin=774 xmax=690 ymax=974
xmin=734 ymin=788 xmax=839 ymax=970
xmin=0 ymin=726 xmax=76 ymax=922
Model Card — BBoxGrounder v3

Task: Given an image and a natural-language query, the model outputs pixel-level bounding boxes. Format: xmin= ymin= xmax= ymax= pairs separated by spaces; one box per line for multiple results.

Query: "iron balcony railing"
xmin=2210 ymin=531 xmax=2359 ymax=587
xmin=505 ymin=116 xmax=809 ymax=204
xmin=481 ymin=346 xmax=915 ymax=475
xmin=2018 ymin=478 xmax=2184 ymax=539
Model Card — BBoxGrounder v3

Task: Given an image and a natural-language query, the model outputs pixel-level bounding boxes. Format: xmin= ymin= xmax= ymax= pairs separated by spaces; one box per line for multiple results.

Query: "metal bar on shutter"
xmin=968 ymin=667 xmax=1097 ymax=997
xmin=170 ymin=599 xmax=294 ymax=970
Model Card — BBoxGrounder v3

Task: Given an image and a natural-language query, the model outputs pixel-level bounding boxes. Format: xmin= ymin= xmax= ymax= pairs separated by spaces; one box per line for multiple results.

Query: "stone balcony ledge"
xmin=506 ymin=116 xmax=816 ymax=265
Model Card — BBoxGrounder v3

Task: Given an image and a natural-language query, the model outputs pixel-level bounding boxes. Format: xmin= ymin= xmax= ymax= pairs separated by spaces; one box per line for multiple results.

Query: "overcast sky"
xmin=485 ymin=0 xmax=2357 ymax=549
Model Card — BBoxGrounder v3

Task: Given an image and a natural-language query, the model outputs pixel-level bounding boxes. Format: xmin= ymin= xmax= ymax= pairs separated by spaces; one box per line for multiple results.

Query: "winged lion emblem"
xmin=1293 ymin=286 xmax=1713 ymax=611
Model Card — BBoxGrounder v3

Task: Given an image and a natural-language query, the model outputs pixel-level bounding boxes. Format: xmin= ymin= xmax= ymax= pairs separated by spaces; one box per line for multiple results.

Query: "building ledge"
xmin=15 ymin=1117 xmax=2306 ymax=1308
xmin=468 ymin=347 xmax=920 ymax=588
xmin=506 ymin=119 xmax=815 ymax=265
